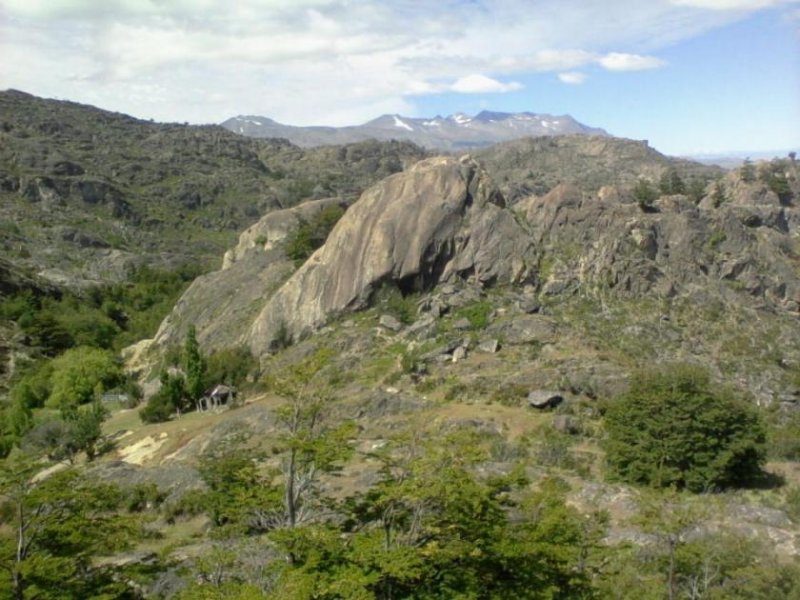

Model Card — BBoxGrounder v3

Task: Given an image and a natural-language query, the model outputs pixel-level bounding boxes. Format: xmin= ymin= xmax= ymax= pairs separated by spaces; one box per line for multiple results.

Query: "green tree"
xmin=604 ymin=365 xmax=767 ymax=491
xmin=265 ymin=350 xmax=356 ymax=530
xmin=61 ymin=400 xmax=109 ymax=462
xmin=740 ymin=158 xmax=756 ymax=182
xmin=266 ymin=431 xmax=600 ymax=599
xmin=204 ymin=346 xmax=257 ymax=390
xmin=196 ymin=448 xmax=281 ymax=535
xmin=284 ymin=205 xmax=346 ymax=265
xmin=711 ymin=180 xmax=727 ymax=207
xmin=687 ymin=178 xmax=707 ymax=204
xmin=184 ymin=325 xmax=206 ymax=402
xmin=659 ymin=168 xmax=686 ymax=196
xmin=21 ymin=401 xmax=110 ymax=464
xmin=46 ymin=346 xmax=122 ymax=411
xmin=633 ymin=178 xmax=658 ymax=210
xmin=758 ymin=160 xmax=792 ymax=202
xmin=139 ymin=369 xmax=187 ymax=423
xmin=0 ymin=455 xmax=140 ymax=599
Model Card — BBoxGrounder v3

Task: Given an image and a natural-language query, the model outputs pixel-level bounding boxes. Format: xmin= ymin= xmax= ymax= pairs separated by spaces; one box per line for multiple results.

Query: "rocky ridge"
xmin=139 ymin=149 xmax=800 ymax=406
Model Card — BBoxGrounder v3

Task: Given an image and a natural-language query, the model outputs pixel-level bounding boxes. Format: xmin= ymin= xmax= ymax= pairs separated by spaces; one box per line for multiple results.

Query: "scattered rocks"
xmin=478 ymin=339 xmax=500 ymax=353
xmin=405 ymin=314 xmax=437 ymax=339
xmin=379 ymin=314 xmax=402 ymax=332
xmin=452 ymin=346 xmax=468 ymax=363
xmin=420 ymin=338 xmax=465 ymax=362
xmin=552 ymin=414 xmax=581 ymax=434
xmin=488 ymin=315 xmax=556 ymax=345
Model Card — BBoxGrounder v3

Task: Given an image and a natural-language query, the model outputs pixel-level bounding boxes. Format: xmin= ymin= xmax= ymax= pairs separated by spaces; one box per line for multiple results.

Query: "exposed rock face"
xmin=246 ymin=156 xmax=534 ymax=352
xmin=518 ymin=178 xmax=800 ymax=310
xmin=222 ymin=197 xmax=349 ymax=269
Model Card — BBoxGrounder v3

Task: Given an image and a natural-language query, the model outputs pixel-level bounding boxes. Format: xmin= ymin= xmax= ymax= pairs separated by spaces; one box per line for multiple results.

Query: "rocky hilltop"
xmin=474 ymin=135 xmax=723 ymax=202
xmin=222 ymin=110 xmax=608 ymax=150
xmin=141 ymin=145 xmax=799 ymax=405
xmin=246 ymin=156 xmax=533 ymax=351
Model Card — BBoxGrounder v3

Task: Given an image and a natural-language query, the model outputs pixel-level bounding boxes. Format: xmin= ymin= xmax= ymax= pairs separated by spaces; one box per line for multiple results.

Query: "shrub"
xmin=285 ymin=204 xmax=345 ymax=264
xmin=372 ymin=283 xmax=417 ymax=324
xmin=454 ymin=300 xmax=492 ymax=330
xmin=46 ymin=346 xmax=123 ymax=410
xmin=139 ymin=370 xmax=187 ymax=423
xmin=605 ymin=365 xmax=767 ymax=492
xmin=203 ymin=346 xmax=257 ymax=389
xmin=633 ymin=178 xmax=658 ymax=210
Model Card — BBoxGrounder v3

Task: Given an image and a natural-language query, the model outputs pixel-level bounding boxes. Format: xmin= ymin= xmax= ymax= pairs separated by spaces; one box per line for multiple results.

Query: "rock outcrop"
xmin=517 ymin=178 xmax=800 ymax=310
xmin=245 ymin=156 xmax=534 ymax=352
xmin=144 ymin=202 xmax=333 ymax=354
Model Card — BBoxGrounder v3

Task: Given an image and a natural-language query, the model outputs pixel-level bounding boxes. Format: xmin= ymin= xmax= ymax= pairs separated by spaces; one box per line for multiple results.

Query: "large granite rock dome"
xmin=246 ymin=155 xmax=533 ymax=351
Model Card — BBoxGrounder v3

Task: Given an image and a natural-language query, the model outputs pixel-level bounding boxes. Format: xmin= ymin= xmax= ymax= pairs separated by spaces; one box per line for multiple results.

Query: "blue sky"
xmin=0 ymin=0 xmax=798 ymax=156
xmin=415 ymin=8 xmax=799 ymax=155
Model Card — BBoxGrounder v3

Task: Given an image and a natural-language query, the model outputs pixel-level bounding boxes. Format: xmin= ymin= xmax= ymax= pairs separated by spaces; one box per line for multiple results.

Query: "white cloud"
xmin=0 ymin=0 xmax=790 ymax=124
xmin=558 ymin=72 xmax=588 ymax=84
xmin=450 ymin=74 xmax=523 ymax=94
xmin=597 ymin=52 xmax=667 ymax=71
xmin=670 ymin=0 xmax=792 ymax=10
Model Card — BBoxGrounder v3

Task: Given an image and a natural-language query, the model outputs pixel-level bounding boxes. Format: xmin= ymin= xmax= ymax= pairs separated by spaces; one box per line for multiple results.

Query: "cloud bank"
xmin=0 ymin=0 xmax=794 ymax=124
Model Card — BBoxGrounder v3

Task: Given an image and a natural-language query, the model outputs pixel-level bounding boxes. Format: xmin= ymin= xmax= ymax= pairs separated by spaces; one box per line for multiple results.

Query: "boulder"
xmin=477 ymin=339 xmax=500 ymax=353
xmin=552 ymin=414 xmax=581 ymax=434
xmin=247 ymin=156 xmax=534 ymax=353
xmin=452 ymin=346 xmax=468 ymax=363
xmin=488 ymin=315 xmax=557 ymax=345
xmin=527 ymin=390 xmax=564 ymax=409
xmin=517 ymin=297 xmax=541 ymax=314
xmin=379 ymin=314 xmax=402 ymax=332
xmin=405 ymin=314 xmax=437 ymax=339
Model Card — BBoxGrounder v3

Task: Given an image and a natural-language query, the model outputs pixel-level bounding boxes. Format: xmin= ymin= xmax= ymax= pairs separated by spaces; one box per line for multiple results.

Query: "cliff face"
xmin=246 ymin=156 xmax=534 ymax=352
xmin=518 ymin=179 xmax=800 ymax=311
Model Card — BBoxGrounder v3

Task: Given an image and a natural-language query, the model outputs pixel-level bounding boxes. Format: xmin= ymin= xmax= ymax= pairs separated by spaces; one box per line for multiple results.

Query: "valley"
xmin=1 ymin=91 xmax=799 ymax=599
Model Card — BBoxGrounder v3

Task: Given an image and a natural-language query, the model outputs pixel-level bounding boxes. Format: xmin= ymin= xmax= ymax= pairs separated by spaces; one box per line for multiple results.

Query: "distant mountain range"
xmin=221 ymin=110 xmax=609 ymax=150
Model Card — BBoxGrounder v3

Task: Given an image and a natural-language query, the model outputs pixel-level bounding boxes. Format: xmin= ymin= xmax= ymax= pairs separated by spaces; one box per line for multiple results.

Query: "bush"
xmin=203 ymin=346 xmax=257 ymax=389
xmin=285 ymin=204 xmax=345 ymax=264
xmin=138 ymin=392 xmax=174 ymax=424
xmin=633 ymin=178 xmax=658 ymax=210
xmin=605 ymin=365 xmax=767 ymax=492
xmin=46 ymin=346 xmax=123 ymax=410
xmin=454 ymin=300 xmax=492 ymax=330
xmin=372 ymin=283 xmax=417 ymax=324
xmin=139 ymin=370 xmax=188 ymax=424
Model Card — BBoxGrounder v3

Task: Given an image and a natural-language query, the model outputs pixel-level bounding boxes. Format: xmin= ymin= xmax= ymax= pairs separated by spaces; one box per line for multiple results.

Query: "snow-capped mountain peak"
xmin=220 ymin=110 xmax=608 ymax=149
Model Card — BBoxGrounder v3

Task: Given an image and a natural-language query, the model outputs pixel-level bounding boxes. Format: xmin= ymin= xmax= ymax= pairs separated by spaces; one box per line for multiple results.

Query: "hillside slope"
xmin=0 ymin=90 xmax=427 ymax=288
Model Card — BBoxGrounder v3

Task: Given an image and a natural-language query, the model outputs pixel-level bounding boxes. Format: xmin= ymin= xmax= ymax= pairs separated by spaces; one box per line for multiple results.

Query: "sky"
xmin=0 ymin=0 xmax=798 ymax=156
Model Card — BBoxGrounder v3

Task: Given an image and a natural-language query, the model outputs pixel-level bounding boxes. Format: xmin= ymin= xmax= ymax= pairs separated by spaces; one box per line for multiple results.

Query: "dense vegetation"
xmin=2 ymin=351 xmax=795 ymax=599
xmin=605 ymin=366 xmax=767 ymax=492
xmin=0 ymin=265 xmax=201 ymax=456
